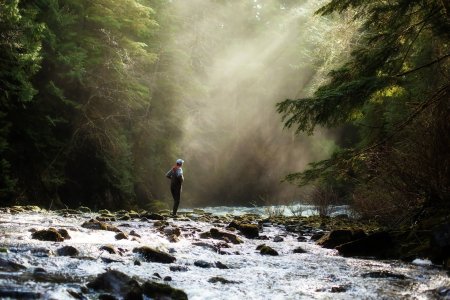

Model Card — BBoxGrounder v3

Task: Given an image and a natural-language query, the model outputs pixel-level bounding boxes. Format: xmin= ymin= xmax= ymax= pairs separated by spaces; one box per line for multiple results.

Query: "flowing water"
xmin=0 ymin=209 xmax=448 ymax=299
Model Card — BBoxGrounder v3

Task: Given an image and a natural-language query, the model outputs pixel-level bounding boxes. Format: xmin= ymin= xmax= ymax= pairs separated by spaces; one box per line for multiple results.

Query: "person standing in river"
xmin=165 ymin=159 xmax=184 ymax=216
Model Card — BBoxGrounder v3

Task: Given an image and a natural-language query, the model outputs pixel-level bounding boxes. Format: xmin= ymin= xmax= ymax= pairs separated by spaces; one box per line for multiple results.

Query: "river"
xmin=0 ymin=208 xmax=448 ymax=299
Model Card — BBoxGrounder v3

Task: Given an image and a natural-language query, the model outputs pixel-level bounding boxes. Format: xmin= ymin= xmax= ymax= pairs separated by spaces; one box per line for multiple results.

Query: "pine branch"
xmin=396 ymin=53 xmax=450 ymax=77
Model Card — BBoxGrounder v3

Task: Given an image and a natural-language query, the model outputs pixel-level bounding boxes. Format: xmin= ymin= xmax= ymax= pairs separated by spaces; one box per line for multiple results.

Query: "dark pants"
xmin=170 ymin=184 xmax=181 ymax=215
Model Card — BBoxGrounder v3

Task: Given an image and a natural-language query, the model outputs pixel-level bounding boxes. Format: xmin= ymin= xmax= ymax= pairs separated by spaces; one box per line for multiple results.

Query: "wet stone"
xmin=208 ymin=276 xmax=240 ymax=284
xmin=163 ymin=276 xmax=172 ymax=281
xmin=100 ymin=245 xmax=117 ymax=255
xmin=58 ymin=228 xmax=71 ymax=239
xmin=141 ymin=281 xmax=188 ymax=300
xmin=293 ymin=246 xmax=307 ymax=254
xmin=31 ymin=228 xmax=64 ymax=242
xmin=87 ymin=270 xmax=142 ymax=299
xmin=115 ymin=232 xmax=128 ymax=240
xmin=31 ymin=247 xmax=53 ymax=257
xmin=273 ymin=236 xmax=284 ymax=242
xmin=257 ymin=245 xmax=279 ymax=256
xmin=0 ymin=257 xmax=26 ymax=272
xmin=170 ymin=265 xmax=189 ymax=272
xmin=57 ymin=245 xmax=79 ymax=256
xmin=194 ymin=260 xmax=214 ymax=268
xmin=129 ymin=230 xmax=141 ymax=238
xmin=362 ymin=271 xmax=407 ymax=280
xmin=133 ymin=246 xmax=176 ymax=264
xmin=81 ymin=219 xmax=121 ymax=233
xmin=215 ymin=261 xmax=229 ymax=269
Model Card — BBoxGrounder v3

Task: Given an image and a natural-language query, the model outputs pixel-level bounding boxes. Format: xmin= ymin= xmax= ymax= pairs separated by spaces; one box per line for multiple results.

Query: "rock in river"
xmin=56 ymin=245 xmax=79 ymax=257
xmin=141 ymin=281 xmax=188 ymax=300
xmin=133 ymin=246 xmax=176 ymax=264
xmin=31 ymin=228 xmax=65 ymax=242
xmin=87 ymin=270 xmax=142 ymax=299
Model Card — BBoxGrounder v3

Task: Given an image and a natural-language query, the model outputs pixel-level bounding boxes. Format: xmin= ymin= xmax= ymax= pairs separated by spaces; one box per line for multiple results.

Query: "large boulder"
xmin=336 ymin=231 xmax=393 ymax=258
xmin=317 ymin=229 xmax=366 ymax=249
xmin=133 ymin=246 xmax=176 ymax=264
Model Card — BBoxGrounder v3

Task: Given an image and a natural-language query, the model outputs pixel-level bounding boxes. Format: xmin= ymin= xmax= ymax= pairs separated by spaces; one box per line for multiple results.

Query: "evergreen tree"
xmin=277 ymin=0 xmax=450 ymax=224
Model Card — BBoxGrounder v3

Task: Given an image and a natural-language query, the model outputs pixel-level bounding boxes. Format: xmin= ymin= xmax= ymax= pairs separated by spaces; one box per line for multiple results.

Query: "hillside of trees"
xmin=1 ymin=0 xmax=449 ymax=225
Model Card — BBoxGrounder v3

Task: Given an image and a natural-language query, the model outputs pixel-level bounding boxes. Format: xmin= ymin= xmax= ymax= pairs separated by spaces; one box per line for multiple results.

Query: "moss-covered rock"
xmin=209 ymin=228 xmax=243 ymax=244
xmin=141 ymin=281 xmax=188 ymax=300
xmin=32 ymin=228 xmax=64 ymax=242
xmin=237 ymin=224 xmax=259 ymax=239
xmin=256 ymin=244 xmax=278 ymax=256
xmin=81 ymin=219 xmax=121 ymax=233
xmin=133 ymin=246 xmax=176 ymax=264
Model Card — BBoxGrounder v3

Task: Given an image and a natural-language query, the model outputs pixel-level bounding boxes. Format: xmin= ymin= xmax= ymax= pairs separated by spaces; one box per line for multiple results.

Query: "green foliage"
xmin=278 ymin=0 xmax=450 ymax=224
xmin=0 ymin=0 xmax=183 ymax=210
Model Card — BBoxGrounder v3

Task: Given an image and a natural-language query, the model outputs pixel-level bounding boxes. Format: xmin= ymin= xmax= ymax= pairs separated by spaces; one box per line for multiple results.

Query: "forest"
xmin=1 ymin=0 xmax=449 ymax=226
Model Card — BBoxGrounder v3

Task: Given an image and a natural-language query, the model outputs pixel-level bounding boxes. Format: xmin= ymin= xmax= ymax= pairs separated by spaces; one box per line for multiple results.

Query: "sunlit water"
xmin=0 ymin=209 xmax=448 ymax=299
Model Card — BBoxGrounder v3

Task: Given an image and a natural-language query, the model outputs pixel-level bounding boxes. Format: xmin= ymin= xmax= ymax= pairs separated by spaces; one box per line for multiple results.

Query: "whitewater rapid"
xmin=0 ymin=209 xmax=448 ymax=299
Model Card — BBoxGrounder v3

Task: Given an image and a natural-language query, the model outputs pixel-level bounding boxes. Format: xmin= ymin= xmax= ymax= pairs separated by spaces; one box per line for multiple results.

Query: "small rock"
xmin=134 ymin=260 xmax=141 ymax=266
xmin=57 ymin=229 xmax=71 ymax=239
xmin=129 ymin=230 xmax=141 ymax=238
xmin=163 ymin=276 xmax=172 ymax=281
xmin=194 ymin=260 xmax=213 ymax=268
xmin=362 ymin=271 xmax=407 ymax=279
xmin=81 ymin=219 xmax=121 ymax=232
xmin=215 ymin=261 xmax=229 ymax=269
xmin=297 ymin=236 xmax=308 ymax=242
xmin=257 ymin=245 xmax=278 ymax=256
xmin=115 ymin=232 xmax=128 ymax=240
xmin=208 ymin=276 xmax=240 ymax=284
xmin=293 ymin=247 xmax=307 ymax=254
xmin=331 ymin=285 xmax=348 ymax=293
xmin=141 ymin=281 xmax=188 ymax=300
xmin=170 ymin=265 xmax=189 ymax=272
xmin=133 ymin=246 xmax=176 ymax=264
xmin=56 ymin=245 xmax=79 ymax=257
xmin=273 ymin=236 xmax=284 ymax=242
xmin=100 ymin=245 xmax=117 ymax=255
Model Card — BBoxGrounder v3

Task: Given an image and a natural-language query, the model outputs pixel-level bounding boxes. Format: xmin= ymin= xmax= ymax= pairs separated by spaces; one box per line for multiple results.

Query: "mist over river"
xmin=0 ymin=207 xmax=448 ymax=299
